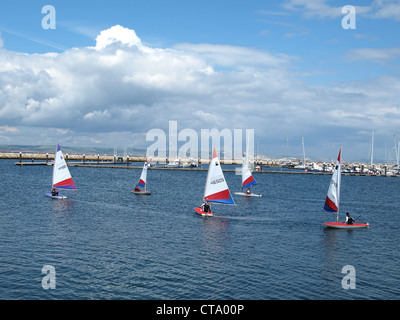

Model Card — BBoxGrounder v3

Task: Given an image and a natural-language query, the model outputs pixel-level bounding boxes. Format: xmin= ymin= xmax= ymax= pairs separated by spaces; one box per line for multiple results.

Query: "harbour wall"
xmin=2 ymin=152 xmax=398 ymax=177
xmin=0 ymin=152 xmax=280 ymax=166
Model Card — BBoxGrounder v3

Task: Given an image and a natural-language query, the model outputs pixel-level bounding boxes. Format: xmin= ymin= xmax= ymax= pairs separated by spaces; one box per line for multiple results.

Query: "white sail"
xmin=204 ymin=147 xmax=235 ymax=205
xmin=52 ymin=145 xmax=76 ymax=189
xmin=138 ymin=159 xmax=148 ymax=190
xmin=241 ymin=157 xmax=257 ymax=188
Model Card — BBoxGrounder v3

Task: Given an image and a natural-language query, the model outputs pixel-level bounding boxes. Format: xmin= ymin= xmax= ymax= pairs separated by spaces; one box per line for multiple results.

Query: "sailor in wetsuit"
xmin=344 ymin=212 xmax=355 ymax=224
xmin=51 ymin=188 xmax=58 ymax=196
xmin=202 ymin=201 xmax=211 ymax=213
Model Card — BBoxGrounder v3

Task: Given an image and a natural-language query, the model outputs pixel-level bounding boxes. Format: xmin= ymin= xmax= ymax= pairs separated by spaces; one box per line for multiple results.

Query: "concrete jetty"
xmin=1 ymin=151 xmax=141 ymax=164
xmin=0 ymin=151 xmax=280 ymax=166
xmin=1 ymin=151 xmax=398 ymax=177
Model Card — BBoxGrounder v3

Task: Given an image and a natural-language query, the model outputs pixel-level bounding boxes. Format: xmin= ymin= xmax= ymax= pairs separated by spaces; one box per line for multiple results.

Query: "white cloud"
xmin=282 ymin=0 xmax=343 ymax=19
xmin=174 ymin=43 xmax=293 ymax=70
xmin=95 ymin=25 xmax=142 ymax=50
xmin=0 ymin=125 xmax=19 ymax=134
xmin=371 ymin=0 xmax=400 ymax=20
xmin=0 ymin=25 xmax=399 ymax=160
xmin=347 ymin=47 xmax=400 ymax=64
xmin=282 ymin=0 xmax=400 ymax=21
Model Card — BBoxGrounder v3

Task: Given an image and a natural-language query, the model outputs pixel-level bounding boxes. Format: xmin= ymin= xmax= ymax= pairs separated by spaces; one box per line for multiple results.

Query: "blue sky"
xmin=0 ymin=0 xmax=400 ymax=162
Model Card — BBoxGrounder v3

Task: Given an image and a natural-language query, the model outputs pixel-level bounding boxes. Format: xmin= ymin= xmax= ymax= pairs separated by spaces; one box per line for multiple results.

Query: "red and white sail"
xmin=324 ymin=147 xmax=341 ymax=213
xmin=52 ymin=145 xmax=76 ymax=189
xmin=138 ymin=159 xmax=148 ymax=189
xmin=204 ymin=147 xmax=235 ymax=205
xmin=241 ymin=156 xmax=257 ymax=188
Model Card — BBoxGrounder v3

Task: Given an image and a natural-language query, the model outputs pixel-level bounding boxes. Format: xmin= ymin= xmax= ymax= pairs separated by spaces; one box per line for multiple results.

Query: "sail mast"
xmin=52 ymin=144 xmax=57 ymax=187
xmin=337 ymin=148 xmax=342 ymax=221
xmin=371 ymin=130 xmax=374 ymax=166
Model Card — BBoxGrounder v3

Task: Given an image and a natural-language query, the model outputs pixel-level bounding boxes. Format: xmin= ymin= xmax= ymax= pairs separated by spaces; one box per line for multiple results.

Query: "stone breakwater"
xmin=0 ymin=152 xmax=137 ymax=162
xmin=0 ymin=152 xmax=280 ymax=166
xmin=1 ymin=152 xmax=399 ymax=177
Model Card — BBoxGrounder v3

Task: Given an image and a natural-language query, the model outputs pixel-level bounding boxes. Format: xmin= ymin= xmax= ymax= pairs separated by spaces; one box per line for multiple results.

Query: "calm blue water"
xmin=0 ymin=159 xmax=399 ymax=300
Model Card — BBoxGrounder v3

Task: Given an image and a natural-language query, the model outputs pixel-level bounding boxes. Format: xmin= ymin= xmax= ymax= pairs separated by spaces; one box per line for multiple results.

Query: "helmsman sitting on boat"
xmin=344 ymin=212 xmax=355 ymax=225
xmin=245 ymin=188 xmax=251 ymax=195
xmin=134 ymin=185 xmax=141 ymax=192
xmin=201 ymin=201 xmax=211 ymax=213
xmin=51 ymin=188 xmax=59 ymax=196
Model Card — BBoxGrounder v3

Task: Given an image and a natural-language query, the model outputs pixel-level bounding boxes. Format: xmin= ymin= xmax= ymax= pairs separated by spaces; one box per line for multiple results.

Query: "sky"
xmin=0 ymin=0 xmax=400 ymax=162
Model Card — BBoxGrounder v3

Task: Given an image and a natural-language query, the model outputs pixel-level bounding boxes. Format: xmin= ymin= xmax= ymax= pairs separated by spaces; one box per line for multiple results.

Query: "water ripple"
xmin=1 ymin=161 xmax=399 ymax=299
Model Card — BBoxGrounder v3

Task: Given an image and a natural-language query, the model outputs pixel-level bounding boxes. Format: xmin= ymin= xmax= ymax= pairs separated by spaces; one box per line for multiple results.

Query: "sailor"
xmin=202 ymin=201 xmax=211 ymax=213
xmin=51 ymin=188 xmax=58 ymax=196
xmin=344 ymin=212 xmax=355 ymax=224
xmin=245 ymin=188 xmax=251 ymax=195
xmin=134 ymin=185 xmax=141 ymax=192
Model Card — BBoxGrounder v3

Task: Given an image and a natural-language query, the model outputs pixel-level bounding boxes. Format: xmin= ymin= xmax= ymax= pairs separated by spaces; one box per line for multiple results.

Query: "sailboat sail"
xmin=131 ymin=158 xmax=151 ymax=195
xmin=323 ymin=147 xmax=370 ymax=229
xmin=204 ymin=147 xmax=235 ymax=205
xmin=242 ymin=157 xmax=257 ymax=188
xmin=138 ymin=159 xmax=148 ymax=189
xmin=324 ymin=147 xmax=341 ymax=213
xmin=52 ymin=145 xmax=76 ymax=189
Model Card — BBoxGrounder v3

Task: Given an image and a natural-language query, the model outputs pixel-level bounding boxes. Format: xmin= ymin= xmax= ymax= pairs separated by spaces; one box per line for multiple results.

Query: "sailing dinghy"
xmin=131 ymin=158 xmax=151 ymax=195
xmin=194 ymin=147 xmax=235 ymax=217
xmin=323 ymin=147 xmax=369 ymax=229
xmin=234 ymin=156 xmax=261 ymax=197
xmin=45 ymin=144 xmax=77 ymax=199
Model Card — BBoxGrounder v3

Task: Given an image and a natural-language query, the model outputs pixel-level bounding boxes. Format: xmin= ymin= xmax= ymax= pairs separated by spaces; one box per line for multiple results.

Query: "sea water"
xmin=0 ymin=159 xmax=399 ymax=299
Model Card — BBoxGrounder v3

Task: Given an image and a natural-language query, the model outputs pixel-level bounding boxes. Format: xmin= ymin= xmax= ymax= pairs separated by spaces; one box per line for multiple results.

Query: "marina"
xmin=2 ymin=151 xmax=399 ymax=177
